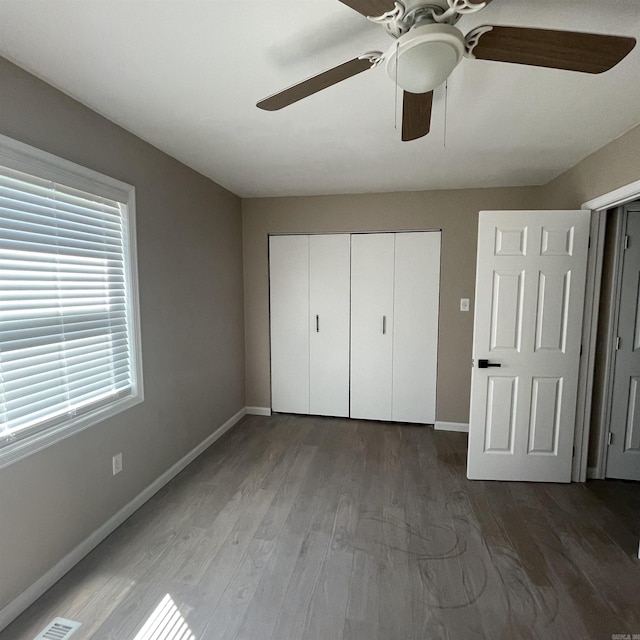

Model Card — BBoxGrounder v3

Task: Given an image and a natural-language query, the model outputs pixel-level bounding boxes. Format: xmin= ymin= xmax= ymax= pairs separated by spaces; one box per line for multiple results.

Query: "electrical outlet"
xmin=460 ymin=298 xmax=470 ymax=312
xmin=112 ymin=452 xmax=123 ymax=475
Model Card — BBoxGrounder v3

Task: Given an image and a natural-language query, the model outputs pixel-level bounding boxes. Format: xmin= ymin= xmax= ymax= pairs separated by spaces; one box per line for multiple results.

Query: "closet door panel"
xmin=269 ymin=235 xmax=310 ymax=414
xmin=309 ymin=234 xmax=351 ymax=417
xmin=350 ymin=233 xmax=395 ymax=420
xmin=392 ymin=232 xmax=441 ymax=423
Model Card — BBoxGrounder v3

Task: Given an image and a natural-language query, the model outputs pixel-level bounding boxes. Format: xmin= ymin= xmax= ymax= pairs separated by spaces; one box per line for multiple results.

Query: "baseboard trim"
xmin=0 ymin=406 xmax=247 ymax=633
xmin=586 ymin=466 xmax=600 ymax=480
xmin=434 ymin=421 xmax=469 ymax=433
xmin=246 ymin=406 xmax=271 ymax=416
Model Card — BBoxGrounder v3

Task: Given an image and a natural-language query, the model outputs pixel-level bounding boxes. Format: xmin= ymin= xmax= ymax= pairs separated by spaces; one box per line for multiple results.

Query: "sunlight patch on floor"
xmin=133 ymin=594 xmax=195 ymax=640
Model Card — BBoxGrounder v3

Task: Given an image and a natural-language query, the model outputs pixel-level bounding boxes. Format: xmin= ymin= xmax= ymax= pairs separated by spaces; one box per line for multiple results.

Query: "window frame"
xmin=0 ymin=133 xmax=144 ymax=469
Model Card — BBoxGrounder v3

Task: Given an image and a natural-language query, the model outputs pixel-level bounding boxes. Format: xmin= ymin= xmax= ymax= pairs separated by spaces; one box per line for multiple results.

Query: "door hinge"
xmin=607 ymin=431 xmax=614 ymax=446
xmin=580 ymin=344 xmax=583 ymax=356
xmin=588 ymin=236 xmax=591 ymax=249
xmin=572 ymin=445 xmax=575 ymax=458
xmin=624 ymin=235 xmax=630 ymax=250
xmin=616 ymin=336 xmax=621 ymax=350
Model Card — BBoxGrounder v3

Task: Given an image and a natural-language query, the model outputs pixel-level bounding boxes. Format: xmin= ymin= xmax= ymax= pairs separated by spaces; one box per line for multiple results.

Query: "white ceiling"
xmin=1 ymin=0 xmax=640 ymax=198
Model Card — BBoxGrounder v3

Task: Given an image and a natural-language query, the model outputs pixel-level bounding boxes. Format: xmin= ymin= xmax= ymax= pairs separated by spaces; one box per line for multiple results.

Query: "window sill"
xmin=0 ymin=393 xmax=143 ymax=470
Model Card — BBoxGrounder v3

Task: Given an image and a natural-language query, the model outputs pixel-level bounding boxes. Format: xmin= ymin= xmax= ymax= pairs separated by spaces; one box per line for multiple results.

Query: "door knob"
xmin=478 ymin=359 xmax=501 ymax=368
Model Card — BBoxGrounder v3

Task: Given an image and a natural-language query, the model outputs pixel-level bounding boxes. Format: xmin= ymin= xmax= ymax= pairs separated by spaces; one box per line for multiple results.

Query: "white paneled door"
xmin=309 ymin=234 xmax=351 ymax=417
xmin=350 ymin=233 xmax=395 ymax=421
xmin=606 ymin=209 xmax=640 ymax=480
xmin=468 ymin=210 xmax=590 ymax=482
xmin=269 ymin=235 xmax=309 ymax=414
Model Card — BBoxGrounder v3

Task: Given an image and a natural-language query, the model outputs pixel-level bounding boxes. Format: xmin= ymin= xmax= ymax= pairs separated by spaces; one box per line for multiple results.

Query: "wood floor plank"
xmin=197 ymin=537 xmax=276 ymax=640
xmin=232 ymin=529 xmax=306 ymax=640
xmin=402 ymin=427 xmax=460 ymax=640
xmin=231 ymin=428 xmax=338 ymax=640
xmin=1 ymin=414 xmax=639 ymax=640
xmin=344 ymin=421 xmax=383 ymax=640
xmin=302 ymin=547 xmax=353 ymax=640
xmin=301 ymin=425 xmax=364 ymax=640
xmin=343 ymin=551 xmax=379 ymax=640
xmin=535 ymin=483 xmax=640 ymax=633
xmin=423 ymin=431 xmax=496 ymax=639
xmin=268 ymin=529 xmax=333 ymax=640
xmin=253 ymin=443 xmax=319 ymax=543
xmin=198 ymin=443 xmax=319 ymax=640
xmin=377 ymin=427 xmax=417 ymax=640
xmin=268 ymin=421 xmax=362 ymax=640
xmin=465 ymin=481 xmax=577 ymax=639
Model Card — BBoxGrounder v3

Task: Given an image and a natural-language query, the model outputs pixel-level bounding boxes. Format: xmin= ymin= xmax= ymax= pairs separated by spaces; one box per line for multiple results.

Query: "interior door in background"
xmin=468 ymin=210 xmax=590 ymax=482
xmin=606 ymin=207 xmax=640 ymax=480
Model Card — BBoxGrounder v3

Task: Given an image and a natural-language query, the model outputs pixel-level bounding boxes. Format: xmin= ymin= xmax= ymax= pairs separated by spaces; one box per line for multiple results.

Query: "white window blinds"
xmin=0 ymin=164 xmax=133 ymax=447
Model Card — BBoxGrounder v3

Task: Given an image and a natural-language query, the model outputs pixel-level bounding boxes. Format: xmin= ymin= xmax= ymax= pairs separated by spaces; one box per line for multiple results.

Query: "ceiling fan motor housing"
xmin=386 ymin=23 xmax=465 ymax=93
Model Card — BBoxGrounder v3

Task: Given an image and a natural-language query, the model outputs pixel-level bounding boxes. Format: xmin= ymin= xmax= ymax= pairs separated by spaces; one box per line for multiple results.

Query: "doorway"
xmin=590 ymin=201 xmax=640 ymax=480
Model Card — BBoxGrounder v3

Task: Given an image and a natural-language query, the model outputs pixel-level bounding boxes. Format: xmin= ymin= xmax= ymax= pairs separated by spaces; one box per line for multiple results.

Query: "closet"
xmin=269 ymin=231 xmax=440 ymax=424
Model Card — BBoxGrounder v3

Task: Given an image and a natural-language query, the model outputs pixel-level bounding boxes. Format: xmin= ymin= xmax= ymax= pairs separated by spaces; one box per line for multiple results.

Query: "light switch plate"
xmin=112 ymin=452 xmax=123 ymax=475
xmin=460 ymin=298 xmax=470 ymax=312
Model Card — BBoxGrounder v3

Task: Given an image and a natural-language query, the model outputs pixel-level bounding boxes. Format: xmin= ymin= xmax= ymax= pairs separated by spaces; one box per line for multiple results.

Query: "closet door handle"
xmin=316 ymin=315 xmax=319 ymax=333
xmin=382 ymin=315 xmax=386 ymax=335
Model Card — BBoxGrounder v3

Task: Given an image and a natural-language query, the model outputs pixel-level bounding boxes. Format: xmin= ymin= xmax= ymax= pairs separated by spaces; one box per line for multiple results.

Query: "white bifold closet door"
xmin=350 ymin=234 xmax=395 ymax=420
xmin=393 ymin=232 xmax=441 ymax=423
xmin=309 ymin=234 xmax=351 ymax=416
xmin=269 ymin=234 xmax=350 ymax=416
xmin=350 ymin=232 xmax=441 ymax=423
xmin=270 ymin=235 xmax=309 ymax=414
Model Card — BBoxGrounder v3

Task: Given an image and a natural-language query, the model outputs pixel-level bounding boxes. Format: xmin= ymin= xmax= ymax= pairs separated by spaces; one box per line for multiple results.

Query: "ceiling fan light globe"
xmin=386 ymin=23 xmax=465 ymax=94
xmin=397 ymin=41 xmax=459 ymax=93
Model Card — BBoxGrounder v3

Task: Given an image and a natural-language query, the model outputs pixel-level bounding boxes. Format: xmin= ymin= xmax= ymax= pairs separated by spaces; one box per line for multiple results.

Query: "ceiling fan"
xmin=256 ymin=0 xmax=636 ymax=141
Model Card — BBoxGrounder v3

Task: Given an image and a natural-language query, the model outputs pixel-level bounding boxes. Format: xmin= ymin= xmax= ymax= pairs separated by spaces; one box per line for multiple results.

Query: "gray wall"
xmin=0 ymin=58 xmax=245 ymax=613
xmin=539 ymin=123 xmax=640 ymax=210
xmin=242 ymin=187 xmax=542 ymax=425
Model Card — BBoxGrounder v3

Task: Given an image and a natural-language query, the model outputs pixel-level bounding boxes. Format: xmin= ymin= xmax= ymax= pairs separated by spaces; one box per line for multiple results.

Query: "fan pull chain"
xmin=444 ymin=79 xmax=448 ymax=148
xmin=394 ymin=41 xmax=399 ymax=131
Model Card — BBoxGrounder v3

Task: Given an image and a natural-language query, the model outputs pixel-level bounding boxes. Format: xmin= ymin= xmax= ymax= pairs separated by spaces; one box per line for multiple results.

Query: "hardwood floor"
xmin=2 ymin=414 xmax=639 ymax=640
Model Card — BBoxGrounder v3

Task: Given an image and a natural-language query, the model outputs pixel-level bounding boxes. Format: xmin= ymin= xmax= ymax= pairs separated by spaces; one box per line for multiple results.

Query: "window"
xmin=0 ymin=134 xmax=143 ymax=467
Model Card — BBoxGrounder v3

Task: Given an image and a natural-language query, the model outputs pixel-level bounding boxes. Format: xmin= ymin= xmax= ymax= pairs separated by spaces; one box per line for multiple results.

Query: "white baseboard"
xmin=435 ymin=421 xmax=469 ymax=433
xmin=246 ymin=406 xmax=271 ymax=416
xmin=0 ymin=406 xmax=247 ymax=633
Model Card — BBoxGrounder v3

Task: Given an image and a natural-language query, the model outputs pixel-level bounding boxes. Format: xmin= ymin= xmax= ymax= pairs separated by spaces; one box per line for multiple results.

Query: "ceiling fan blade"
xmin=466 ymin=26 xmax=636 ymax=74
xmin=402 ymin=91 xmax=433 ymax=142
xmin=257 ymin=55 xmax=380 ymax=111
xmin=337 ymin=0 xmax=397 ymax=18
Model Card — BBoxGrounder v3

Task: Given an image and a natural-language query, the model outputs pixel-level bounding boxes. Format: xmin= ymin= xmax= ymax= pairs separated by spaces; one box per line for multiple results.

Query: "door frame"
xmin=593 ymin=206 xmax=625 ymax=479
xmin=591 ymin=203 xmax=640 ymax=479
xmin=574 ymin=178 xmax=640 ymax=481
